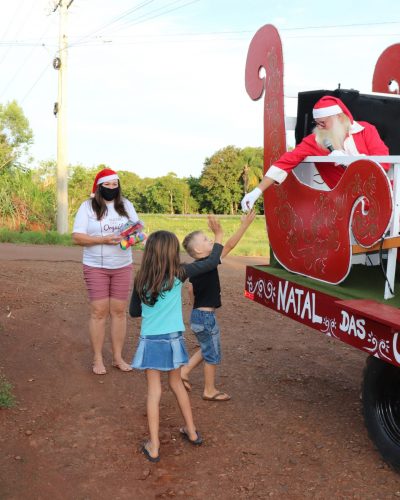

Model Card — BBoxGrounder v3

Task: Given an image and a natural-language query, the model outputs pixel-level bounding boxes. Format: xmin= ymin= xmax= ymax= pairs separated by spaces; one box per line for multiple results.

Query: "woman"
xmin=72 ymin=168 xmax=138 ymax=375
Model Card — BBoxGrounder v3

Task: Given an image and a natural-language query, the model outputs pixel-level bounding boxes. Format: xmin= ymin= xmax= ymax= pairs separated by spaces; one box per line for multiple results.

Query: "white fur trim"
xmin=343 ymin=135 xmax=359 ymax=155
xmin=313 ymin=104 xmax=342 ymax=118
xmin=350 ymin=120 xmax=364 ymax=133
xmin=343 ymin=121 xmax=364 ymax=154
xmin=97 ymin=173 xmax=119 ymax=185
xmin=265 ymin=165 xmax=288 ymax=184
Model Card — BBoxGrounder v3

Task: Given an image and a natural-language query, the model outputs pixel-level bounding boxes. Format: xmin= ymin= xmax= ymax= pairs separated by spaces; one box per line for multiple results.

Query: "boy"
xmin=181 ymin=210 xmax=256 ymax=401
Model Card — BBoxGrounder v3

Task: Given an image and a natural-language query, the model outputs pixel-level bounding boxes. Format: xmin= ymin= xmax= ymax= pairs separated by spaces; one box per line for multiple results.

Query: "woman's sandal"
xmin=112 ymin=361 xmax=133 ymax=372
xmin=179 ymin=427 xmax=203 ymax=445
xmin=92 ymin=361 xmax=107 ymax=375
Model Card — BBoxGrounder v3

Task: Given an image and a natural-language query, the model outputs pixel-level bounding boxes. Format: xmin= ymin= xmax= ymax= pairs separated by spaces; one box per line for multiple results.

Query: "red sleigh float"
xmin=244 ymin=25 xmax=400 ymax=471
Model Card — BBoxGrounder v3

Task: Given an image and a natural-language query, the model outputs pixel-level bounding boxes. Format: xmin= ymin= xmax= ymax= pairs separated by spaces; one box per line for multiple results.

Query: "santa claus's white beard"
xmin=314 ymin=116 xmax=349 ymax=150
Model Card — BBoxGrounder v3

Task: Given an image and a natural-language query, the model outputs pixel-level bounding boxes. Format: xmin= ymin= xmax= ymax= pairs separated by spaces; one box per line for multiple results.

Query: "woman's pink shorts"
xmin=83 ymin=264 xmax=133 ymax=302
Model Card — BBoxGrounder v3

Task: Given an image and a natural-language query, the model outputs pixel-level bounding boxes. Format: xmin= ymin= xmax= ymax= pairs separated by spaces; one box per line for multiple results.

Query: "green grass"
xmin=0 ymin=375 xmax=16 ymax=409
xmin=0 ymin=214 xmax=270 ymax=257
xmin=0 ymin=228 xmax=73 ymax=246
xmin=143 ymin=214 xmax=269 ymax=257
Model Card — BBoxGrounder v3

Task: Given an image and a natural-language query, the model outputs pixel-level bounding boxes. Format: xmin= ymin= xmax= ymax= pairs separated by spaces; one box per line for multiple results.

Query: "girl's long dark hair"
xmin=135 ymin=231 xmax=185 ymax=306
xmin=91 ymin=181 xmax=129 ymax=220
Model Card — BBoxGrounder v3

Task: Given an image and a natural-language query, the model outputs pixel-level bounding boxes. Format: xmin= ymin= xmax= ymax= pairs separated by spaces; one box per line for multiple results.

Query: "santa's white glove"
xmin=241 ymin=187 xmax=262 ymax=212
xmin=328 ymin=150 xmax=353 ymax=166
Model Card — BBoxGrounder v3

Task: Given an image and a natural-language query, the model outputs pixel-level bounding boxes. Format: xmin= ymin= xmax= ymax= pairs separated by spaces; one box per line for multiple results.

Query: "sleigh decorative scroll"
xmin=245 ymin=24 xmax=400 ymax=297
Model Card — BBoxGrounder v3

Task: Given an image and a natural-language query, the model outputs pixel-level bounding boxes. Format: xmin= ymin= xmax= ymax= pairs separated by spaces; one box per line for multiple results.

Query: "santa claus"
xmin=241 ymin=95 xmax=390 ymax=211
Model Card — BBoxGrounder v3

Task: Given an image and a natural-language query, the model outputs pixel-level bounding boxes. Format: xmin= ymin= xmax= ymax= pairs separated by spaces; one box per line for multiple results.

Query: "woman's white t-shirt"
xmin=72 ymin=198 xmax=138 ymax=269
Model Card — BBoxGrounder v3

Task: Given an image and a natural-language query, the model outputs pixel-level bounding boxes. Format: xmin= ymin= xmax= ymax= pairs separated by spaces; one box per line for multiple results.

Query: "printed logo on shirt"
xmin=103 ymin=217 xmax=125 ymax=233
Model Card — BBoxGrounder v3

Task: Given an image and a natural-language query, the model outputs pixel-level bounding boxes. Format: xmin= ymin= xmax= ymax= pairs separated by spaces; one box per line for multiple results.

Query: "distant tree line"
xmin=0 ymin=101 xmax=265 ymax=231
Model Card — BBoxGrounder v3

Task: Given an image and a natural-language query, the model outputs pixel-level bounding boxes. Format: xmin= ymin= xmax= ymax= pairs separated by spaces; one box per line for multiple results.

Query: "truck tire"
xmin=362 ymin=355 xmax=400 ymax=471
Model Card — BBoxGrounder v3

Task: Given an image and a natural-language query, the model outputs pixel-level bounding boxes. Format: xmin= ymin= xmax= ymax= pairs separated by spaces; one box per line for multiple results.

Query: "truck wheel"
xmin=362 ymin=355 xmax=400 ymax=471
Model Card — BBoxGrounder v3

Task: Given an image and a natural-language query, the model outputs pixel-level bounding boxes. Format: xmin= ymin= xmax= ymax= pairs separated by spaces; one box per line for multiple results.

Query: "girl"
xmin=129 ymin=217 xmax=223 ymax=462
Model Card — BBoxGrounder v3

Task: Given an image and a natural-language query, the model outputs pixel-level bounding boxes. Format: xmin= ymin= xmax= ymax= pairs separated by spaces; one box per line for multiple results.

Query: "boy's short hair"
xmin=182 ymin=230 xmax=202 ymax=258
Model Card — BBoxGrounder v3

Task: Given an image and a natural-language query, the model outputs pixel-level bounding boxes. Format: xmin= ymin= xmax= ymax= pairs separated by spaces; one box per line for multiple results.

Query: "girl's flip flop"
xmin=181 ymin=378 xmax=192 ymax=392
xmin=179 ymin=428 xmax=203 ymax=445
xmin=141 ymin=443 xmax=160 ymax=463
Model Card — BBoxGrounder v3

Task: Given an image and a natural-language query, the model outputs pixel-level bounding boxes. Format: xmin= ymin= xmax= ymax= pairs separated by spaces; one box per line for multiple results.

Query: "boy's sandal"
xmin=181 ymin=378 xmax=192 ymax=392
xmin=202 ymin=391 xmax=231 ymax=402
xmin=179 ymin=428 xmax=203 ymax=445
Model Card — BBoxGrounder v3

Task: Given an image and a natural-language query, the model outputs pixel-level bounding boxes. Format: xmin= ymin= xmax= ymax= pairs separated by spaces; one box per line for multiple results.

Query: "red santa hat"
xmin=313 ymin=96 xmax=353 ymax=123
xmin=91 ymin=168 xmax=119 ymax=197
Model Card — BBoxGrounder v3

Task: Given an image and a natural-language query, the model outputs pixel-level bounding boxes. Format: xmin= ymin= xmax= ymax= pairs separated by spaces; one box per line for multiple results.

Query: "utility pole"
xmin=53 ymin=0 xmax=74 ymax=234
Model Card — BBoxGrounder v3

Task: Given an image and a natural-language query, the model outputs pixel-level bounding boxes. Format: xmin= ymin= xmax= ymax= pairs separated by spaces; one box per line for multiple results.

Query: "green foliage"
xmin=0 ymin=167 xmax=56 ymax=230
xmin=0 ymin=100 xmax=33 ymax=170
xmin=0 ymin=134 xmax=266 ymax=229
xmin=240 ymin=146 xmax=264 ymax=191
xmin=68 ymin=164 xmax=99 ymax=219
xmin=193 ymin=146 xmax=264 ymax=214
xmin=0 ymin=375 xmax=16 ymax=409
xmin=142 ymin=173 xmax=197 ymax=214
xmin=199 ymin=146 xmax=243 ymax=215
xmin=118 ymin=170 xmax=143 ymax=210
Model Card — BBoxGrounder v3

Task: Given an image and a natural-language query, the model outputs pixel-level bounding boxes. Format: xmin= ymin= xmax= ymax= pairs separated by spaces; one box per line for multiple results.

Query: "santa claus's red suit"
xmin=266 ymin=97 xmax=389 ymax=189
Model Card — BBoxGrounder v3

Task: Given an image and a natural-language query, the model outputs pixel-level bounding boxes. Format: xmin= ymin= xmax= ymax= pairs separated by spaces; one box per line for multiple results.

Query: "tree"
xmin=141 ymin=173 xmax=196 ymax=214
xmin=0 ymin=100 xmax=33 ymax=170
xmin=199 ymin=146 xmax=243 ymax=214
xmin=118 ymin=170 xmax=144 ymax=211
xmin=240 ymin=147 xmax=264 ymax=193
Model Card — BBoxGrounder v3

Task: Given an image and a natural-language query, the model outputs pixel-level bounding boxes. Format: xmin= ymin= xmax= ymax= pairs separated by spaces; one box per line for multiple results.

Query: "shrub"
xmin=0 ymin=375 xmax=16 ymax=409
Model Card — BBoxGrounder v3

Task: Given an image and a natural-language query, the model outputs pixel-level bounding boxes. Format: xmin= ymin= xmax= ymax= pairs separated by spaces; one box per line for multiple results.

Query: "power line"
xmin=69 ymin=32 xmax=400 ymax=49
xmin=0 ymin=15 xmax=55 ymax=100
xmin=281 ymin=20 xmax=400 ymax=31
xmin=1 ymin=19 xmax=400 ymax=49
xmin=70 ymin=0 xmax=201 ymax=47
xmin=284 ymin=32 xmax=400 ymax=40
xmin=107 ymin=0 xmax=200 ymax=32
xmin=0 ymin=0 xmax=37 ymax=68
xmin=20 ymin=62 xmax=51 ymax=103
xmin=109 ymin=0 xmax=202 ymax=34
xmin=69 ymin=0 xmax=156 ymax=47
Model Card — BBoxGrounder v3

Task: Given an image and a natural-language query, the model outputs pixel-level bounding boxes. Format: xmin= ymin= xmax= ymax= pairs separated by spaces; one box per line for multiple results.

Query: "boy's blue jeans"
xmin=190 ymin=309 xmax=221 ymax=364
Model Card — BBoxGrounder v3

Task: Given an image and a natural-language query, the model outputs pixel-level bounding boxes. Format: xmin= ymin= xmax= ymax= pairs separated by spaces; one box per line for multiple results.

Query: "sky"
xmin=0 ymin=0 xmax=399 ymax=179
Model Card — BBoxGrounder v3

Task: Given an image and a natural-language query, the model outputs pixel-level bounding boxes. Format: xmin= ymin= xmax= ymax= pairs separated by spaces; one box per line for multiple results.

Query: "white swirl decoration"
xmin=247 ymin=277 xmax=276 ymax=302
xmin=365 ymin=331 xmax=391 ymax=361
xmin=320 ymin=316 xmax=338 ymax=338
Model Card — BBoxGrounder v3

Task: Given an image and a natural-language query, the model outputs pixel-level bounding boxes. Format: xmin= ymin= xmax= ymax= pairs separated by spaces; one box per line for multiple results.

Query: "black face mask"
xmin=100 ymin=185 xmax=119 ymax=201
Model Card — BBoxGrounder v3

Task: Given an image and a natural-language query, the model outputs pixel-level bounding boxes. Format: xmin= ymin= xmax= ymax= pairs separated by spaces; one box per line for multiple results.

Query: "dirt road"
xmin=0 ymin=243 xmax=399 ymax=499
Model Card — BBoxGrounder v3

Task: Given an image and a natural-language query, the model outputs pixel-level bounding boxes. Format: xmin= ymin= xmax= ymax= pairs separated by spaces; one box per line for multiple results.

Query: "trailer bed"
xmin=245 ymin=261 xmax=400 ymax=367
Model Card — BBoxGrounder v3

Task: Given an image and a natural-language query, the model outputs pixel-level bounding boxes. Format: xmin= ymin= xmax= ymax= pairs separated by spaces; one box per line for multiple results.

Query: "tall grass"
xmin=0 ymin=169 xmax=56 ymax=230
xmin=0 ymin=214 xmax=270 ymax=257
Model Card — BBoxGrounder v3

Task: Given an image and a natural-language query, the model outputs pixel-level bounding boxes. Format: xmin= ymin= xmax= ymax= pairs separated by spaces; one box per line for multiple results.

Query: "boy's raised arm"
xmin=208 ymin=215 xmax=223 ymax=244
xmin=221 ymin=210 xmax=256 ymax=259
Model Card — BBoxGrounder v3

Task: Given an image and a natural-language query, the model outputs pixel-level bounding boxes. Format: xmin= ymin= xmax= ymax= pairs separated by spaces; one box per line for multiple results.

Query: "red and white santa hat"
xmin=313 ymin=96 xmax=353 ymax=123
xmin=91 ymin=168 xmax=119 ymax=197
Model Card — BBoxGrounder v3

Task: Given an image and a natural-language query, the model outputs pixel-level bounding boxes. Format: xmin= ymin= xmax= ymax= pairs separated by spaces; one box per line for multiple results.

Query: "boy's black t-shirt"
xmin=189 ymin=257 xmax=221 ymax=309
